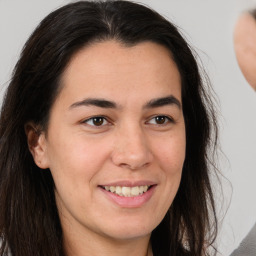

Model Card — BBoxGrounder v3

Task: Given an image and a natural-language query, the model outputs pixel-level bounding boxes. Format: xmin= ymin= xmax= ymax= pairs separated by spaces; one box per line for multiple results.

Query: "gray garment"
xmin=230 ymin=223 xmax=256 ymax=256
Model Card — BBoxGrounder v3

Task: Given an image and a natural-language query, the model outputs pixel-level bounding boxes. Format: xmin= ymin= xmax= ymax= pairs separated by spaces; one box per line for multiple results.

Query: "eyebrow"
xmin=143 ymin=95 xmax=181 ymax=109
xmin=69 ymin=95 xmax=181 ymax=110
xmin=70 ymin=98 xmax=117 ymax=109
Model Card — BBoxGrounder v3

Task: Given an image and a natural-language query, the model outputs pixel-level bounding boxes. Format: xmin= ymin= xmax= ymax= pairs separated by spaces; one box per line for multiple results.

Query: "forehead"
xmin=58 ymin=40 xmax=181 ymax=105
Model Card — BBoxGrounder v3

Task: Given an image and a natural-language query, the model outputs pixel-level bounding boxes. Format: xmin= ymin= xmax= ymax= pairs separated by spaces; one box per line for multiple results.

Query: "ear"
xmin=25 ymin=122 xmax=49 ymax=169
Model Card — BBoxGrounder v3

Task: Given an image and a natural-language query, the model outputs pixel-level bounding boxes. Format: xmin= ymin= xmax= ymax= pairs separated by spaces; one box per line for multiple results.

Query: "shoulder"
xmin=230 ymin=223 xmax=256 ymax=256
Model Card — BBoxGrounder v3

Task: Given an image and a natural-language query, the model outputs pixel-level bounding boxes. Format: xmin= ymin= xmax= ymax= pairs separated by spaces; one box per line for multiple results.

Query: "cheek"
xmin=48 ymin=136 xmax=113 ymax=216
xmin=153 ymin=129 xmax=185 ymax=205
xmin=153 ymin=131 xmax=186 ymax=175
xmin=150 ymin=131 xmax=185 ymax=217
xmin=47 ymin=135 xmax=112 ymax=189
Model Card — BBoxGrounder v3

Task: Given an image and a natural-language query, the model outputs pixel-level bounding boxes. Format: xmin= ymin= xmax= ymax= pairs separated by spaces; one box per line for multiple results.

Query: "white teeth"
xmin=131 ymin=186 xmax=139 ymax=196
xmin=103 ymin=185 xmax=150 ymax=197
xmin=116 ymin=186 xmax=122 ymax=194
xmin=122 ymin=187 xmax=130 ymax=197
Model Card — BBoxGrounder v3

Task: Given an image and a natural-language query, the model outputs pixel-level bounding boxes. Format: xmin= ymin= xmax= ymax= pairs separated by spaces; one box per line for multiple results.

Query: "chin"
xmin=100 ymin=217 xmax=159 ymax=241
xmin=105 ymin=229 xmax=151 ymax=241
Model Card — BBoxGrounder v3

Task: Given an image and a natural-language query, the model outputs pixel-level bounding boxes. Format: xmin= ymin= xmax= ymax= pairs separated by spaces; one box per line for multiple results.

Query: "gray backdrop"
xmin=1 ymin=0 xmax=256 ymax=255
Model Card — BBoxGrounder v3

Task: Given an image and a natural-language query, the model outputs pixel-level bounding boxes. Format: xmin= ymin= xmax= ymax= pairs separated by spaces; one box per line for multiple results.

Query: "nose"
xmin=111 ymin=124 xmax=153 ymax=170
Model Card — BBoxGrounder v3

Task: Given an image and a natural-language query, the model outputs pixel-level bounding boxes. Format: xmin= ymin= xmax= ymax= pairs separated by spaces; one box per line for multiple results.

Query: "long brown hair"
xmin=0 ymin=1 xmax=219 ymax=255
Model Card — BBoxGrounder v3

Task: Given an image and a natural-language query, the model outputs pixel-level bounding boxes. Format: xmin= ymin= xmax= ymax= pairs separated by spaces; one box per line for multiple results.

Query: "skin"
xmin=234 ymin=13 xmax=256 ymax=90
xmin=27 ymin=40 xmax=186 ymax=256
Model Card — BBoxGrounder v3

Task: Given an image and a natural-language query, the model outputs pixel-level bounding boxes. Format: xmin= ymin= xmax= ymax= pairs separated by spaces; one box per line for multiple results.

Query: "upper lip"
xmin=99 ymin=180 xmax=157 ymax=187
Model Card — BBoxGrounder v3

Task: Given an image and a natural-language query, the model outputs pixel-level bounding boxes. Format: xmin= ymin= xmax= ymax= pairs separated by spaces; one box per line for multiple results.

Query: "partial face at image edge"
xmin=234 ymin=12 xmax=256 ymax=90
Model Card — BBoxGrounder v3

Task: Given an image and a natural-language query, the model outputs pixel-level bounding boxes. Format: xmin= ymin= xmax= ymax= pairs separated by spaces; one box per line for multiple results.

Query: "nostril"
xmin=119 ymin=161 xmax=150 ymax=170
xmin=111 ymin=135 xmax=153 ymax=169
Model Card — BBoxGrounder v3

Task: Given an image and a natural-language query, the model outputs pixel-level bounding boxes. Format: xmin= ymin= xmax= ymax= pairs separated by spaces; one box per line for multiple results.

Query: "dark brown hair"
xmin=0 ymin=1 xmax=218 ymax=255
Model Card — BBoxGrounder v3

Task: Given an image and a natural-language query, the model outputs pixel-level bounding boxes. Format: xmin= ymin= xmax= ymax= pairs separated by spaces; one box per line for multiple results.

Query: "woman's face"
xmin=33 ymin=40 xmax=186 ymax=243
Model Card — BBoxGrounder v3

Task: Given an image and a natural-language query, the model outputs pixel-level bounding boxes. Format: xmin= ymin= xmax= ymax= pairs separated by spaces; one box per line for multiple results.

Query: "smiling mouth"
xmin=100 ymin=185 xmax=152 ymax=197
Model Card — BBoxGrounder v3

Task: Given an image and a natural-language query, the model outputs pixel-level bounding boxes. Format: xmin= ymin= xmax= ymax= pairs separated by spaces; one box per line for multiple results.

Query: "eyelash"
xmin=82 ymin=116 xmax=110 ymax=127
xmin=147 ymin=115 xmax=174 ymax=125
xmin=82 ymin=115 xmax=174 ymax=127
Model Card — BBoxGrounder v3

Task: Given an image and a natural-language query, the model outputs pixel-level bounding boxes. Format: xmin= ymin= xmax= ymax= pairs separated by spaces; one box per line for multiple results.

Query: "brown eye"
xmin=155 ymin=116 xmax=167 ymax=124
xmin=147 ymin=115 xmax=172 ymax=125
xmin=92 ymin=117 xmax=104 ymax=126
xmin=84 ymin=116 xmax=108 ymax=126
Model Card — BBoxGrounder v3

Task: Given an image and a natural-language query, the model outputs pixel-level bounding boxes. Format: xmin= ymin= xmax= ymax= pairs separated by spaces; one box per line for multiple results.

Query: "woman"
xmin=0 ymin=1 xmax=218 ymax=255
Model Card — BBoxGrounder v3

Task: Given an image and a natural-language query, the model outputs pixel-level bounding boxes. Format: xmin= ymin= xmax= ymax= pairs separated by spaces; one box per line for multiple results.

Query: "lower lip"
xmin=100 ymin=186 xmax=156 ymax=208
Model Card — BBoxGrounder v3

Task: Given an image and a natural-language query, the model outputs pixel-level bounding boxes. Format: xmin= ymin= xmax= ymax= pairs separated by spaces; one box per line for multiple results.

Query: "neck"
xmin=63 ymin=225 xmax=152 ymax=256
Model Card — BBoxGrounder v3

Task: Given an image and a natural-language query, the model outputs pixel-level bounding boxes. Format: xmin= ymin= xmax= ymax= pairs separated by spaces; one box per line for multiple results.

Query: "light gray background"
xmin=1 ymin=0 xmax=256 ymax=255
